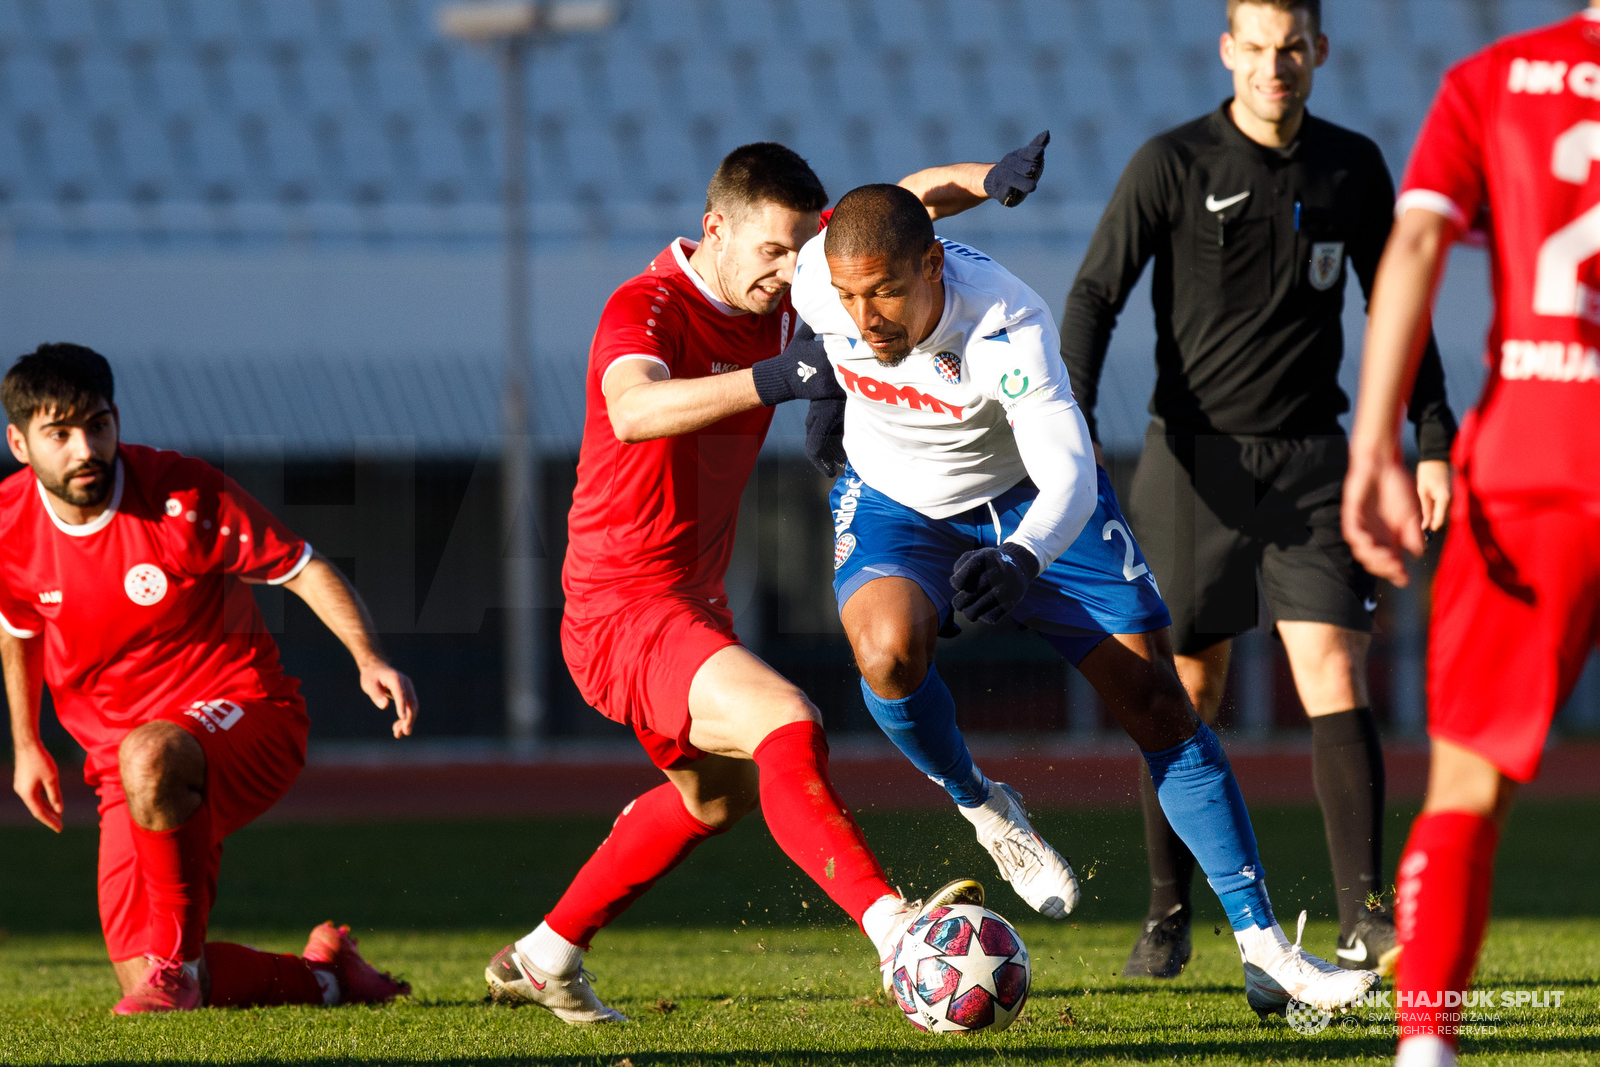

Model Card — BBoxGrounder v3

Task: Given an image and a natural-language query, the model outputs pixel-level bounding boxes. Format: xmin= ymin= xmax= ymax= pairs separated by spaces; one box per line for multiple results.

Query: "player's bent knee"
xmin=118 ymin=722 xmax=203 ymax=786
xmin=852 ymin=631 xmax=931 ymax=698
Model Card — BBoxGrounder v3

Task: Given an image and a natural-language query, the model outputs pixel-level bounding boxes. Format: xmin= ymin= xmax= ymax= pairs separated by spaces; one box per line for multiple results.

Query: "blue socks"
xmin=860 ymin=666 xmax=991 ymax=807
xmin=1143 ymin=723 xmax=1275 ymax=932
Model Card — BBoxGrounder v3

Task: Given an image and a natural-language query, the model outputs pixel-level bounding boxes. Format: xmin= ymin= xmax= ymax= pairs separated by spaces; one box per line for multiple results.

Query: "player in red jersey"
xmin=3 ymin=344 xmax=417 ymax=1014
xmin=1344 ymin=7 xmax=1600 ymax=1066
xmin=483 ymin=140 xmax=1052 ymax=1022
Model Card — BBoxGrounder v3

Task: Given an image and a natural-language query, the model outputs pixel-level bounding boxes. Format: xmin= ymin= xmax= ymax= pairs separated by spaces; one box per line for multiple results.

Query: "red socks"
xmin=206 ymin=942 xmax=331 ymax=1007
xmin=544 ymin=724 xmax=894 ymax=948
xmin=128 ymin=803 xmax=214 ymax=960
xmin=1395 ymin=811 xmax=1500 ymax=1046
xmin=751 ymin=721 xmax=894 ymax=926
xmin=545 ymin=782 xmax=725 ymax=948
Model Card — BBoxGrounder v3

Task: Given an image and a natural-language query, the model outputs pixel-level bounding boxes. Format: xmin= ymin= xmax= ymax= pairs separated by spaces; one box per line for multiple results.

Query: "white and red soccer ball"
xmin=889 ymin=903 xmax=1031 ymax=1033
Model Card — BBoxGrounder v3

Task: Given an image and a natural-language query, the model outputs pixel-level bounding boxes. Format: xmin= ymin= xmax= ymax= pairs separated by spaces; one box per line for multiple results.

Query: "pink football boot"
xmin=112 ymin=956 xmax=202 ymax=1014
xmin=302 ymin=921 xmax=411 ymax=1004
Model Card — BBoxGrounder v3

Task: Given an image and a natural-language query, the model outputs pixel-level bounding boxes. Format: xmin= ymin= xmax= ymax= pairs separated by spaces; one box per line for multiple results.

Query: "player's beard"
xmin=714 ymin=248 xmax=783 ymax=316
xmin=41 ymin=459 xmax=113 ymax=508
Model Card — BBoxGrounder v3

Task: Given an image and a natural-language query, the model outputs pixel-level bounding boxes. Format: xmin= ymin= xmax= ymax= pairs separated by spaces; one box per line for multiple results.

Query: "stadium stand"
xmin=0 ymin=0 xmax=1578 ymax=455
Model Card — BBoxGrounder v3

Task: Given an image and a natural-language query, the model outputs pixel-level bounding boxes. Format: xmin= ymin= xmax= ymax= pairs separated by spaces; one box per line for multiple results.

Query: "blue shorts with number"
xmin=829 ymin=465 xmax=1171 ymax=664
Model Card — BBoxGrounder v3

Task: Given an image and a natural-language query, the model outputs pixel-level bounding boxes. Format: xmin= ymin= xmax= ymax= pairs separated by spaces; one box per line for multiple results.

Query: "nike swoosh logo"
xmin=1335 ymin=938 xmax=1368 ymax=963
xmin=1206 ymin=191 xmax=1251 ymax=212
xmin=529 ymin=975 xmax=546 ymax=990
xmin=1364 ymin=597 xmax=1379 ymax=612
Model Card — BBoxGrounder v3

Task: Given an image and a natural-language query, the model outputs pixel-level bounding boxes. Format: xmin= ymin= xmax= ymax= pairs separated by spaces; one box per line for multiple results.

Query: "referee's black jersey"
xmin=1061 ymin=102 xmax=1456 ymax=460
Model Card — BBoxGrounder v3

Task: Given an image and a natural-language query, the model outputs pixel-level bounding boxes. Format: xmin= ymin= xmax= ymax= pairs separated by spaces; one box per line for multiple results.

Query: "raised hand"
xmin=985 ymin=131 xmax=1050 ymax=208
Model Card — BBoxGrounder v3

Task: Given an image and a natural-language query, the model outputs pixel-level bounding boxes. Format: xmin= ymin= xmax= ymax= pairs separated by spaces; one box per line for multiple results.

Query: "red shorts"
xmin=561 ymin=594 xmax=741 ymax=769
xmin=97 ymin=694 xmax=309 ymax=960
xmin=1429 ymin=505 xmax=1600 ymax=783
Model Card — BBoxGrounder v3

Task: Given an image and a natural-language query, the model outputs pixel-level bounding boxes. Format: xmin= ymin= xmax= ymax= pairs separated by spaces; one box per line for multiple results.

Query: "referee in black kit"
xmin=1062 ymin=0 xmax=1456 ymax=979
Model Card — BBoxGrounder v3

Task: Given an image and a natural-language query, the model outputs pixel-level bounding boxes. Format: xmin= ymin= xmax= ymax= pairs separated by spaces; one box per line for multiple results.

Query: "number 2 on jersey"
xmin=1102 ymin=520 xmax=1150 ymax=582
xmin=1534 ymin=121 xmax=1600 ymax=322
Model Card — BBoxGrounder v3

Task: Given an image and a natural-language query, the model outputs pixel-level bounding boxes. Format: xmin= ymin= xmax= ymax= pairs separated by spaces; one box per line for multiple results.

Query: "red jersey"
xmin=0 ymin=444 xmax=311 ymax=781
xmin=563 ymin=238 xmax=800 ymax=617
xmin=1399 ymin=10 xmax=1600 ymax=511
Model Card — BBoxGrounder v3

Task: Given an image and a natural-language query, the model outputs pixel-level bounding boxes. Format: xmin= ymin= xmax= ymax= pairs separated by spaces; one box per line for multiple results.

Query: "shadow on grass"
xmin=54 ymin=1032 xmax=1600 ymax=1067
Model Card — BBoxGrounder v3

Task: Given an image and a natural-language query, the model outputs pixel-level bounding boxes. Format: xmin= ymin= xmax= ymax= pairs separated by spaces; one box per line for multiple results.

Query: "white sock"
xmin=313 ymin=968 xmax=340 ymax=1006
xmin=1233 ymin=922 xmax=1291 ymax=966
xmin=1395 ymin=1035 xmax=1457 ymax=1067
xmin=861 ymin=894 xmax=908 ymax=959
xmin=958 ymin=777 xmax=1012 ymax=828
xmin=516 ymin=922 xmax=583 ymax=978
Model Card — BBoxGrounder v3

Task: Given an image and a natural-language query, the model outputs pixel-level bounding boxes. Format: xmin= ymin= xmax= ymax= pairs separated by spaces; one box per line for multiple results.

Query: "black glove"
xmin=805 ymin=396 xmax=847 ymax=478
xmin=984 ymin=131 xmax=1050 ymax=208
xmin=751 ymin=322 xmax=843 ymax=406
xmin=950 ymin=542 xmax=1041 ymax=624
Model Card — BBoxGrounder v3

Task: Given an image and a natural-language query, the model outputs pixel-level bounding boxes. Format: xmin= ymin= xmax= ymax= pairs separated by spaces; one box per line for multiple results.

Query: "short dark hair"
xmin=2 ymin=343 xmax=115 ymax=428
xmin=823 ymin=184 xmax=935 ymax=267
xmin=1227 ymin=0 xmax=1320 ymax=35
xmin=704 ymin=142 xmax=828 ymax=220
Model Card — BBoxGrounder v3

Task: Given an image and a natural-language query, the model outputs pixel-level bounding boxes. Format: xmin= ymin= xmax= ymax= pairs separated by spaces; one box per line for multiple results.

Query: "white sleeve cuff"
xmin=1395 ymin=189 xmax=1469 ymax=229
xmin=0 ymin=609 xmax=39 ymax=639
xmin=265 ymin=543 xmax=314 ymax=586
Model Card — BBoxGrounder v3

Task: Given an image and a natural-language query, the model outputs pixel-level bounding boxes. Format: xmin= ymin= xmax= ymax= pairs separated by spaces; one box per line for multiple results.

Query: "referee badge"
xmin=1309 ymin=242 xmax=1345 ymax=291
xmin=933 ymin=351 xmax=962 ymax=384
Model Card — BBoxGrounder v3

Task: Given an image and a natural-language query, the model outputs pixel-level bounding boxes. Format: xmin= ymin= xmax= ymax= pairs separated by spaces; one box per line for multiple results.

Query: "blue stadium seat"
xmin=0 ymin=0 xmax=1525 ymax=245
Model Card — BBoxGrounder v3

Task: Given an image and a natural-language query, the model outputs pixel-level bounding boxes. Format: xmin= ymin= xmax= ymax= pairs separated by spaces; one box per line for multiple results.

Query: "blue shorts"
xmin=829 ymin=466 xmax=1171 ymax=665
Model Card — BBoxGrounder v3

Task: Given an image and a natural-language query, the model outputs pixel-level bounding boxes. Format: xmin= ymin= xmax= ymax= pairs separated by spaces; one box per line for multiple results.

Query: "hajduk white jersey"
xmin=790 ymin=231 xmax=1084 ymax=522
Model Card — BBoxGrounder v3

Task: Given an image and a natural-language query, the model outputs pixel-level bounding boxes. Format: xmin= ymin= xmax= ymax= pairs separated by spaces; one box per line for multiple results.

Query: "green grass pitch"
xmin=2 ymin=799 xmax=1596 ymax=1065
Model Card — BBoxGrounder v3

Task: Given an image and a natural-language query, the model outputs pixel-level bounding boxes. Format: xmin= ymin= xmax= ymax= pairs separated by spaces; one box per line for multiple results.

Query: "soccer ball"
xmin=889 ymin=903 xmax=1031 ymax=1033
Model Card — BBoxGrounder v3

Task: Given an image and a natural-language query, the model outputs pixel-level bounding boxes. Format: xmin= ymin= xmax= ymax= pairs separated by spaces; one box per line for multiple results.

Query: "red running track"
xmin=5 ymin=741 xmax=1598 ymax=827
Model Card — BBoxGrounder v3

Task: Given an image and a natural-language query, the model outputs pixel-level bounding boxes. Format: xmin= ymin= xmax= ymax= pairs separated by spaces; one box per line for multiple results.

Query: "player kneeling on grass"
xmin=481 ymin=139 xmax=1061 ymax=1024
xmin=791 ymin=185 xmax=1378 ymax=1017
xmin=3 ymin=344 xmax=414 ymax=1014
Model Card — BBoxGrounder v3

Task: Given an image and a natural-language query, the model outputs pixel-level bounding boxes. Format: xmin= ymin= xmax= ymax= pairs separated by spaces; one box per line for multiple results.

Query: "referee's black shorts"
xmin=1125 ymin=419 xmax=1377 ymax=657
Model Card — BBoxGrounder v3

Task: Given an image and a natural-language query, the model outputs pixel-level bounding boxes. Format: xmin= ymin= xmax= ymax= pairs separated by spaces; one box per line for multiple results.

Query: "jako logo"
xmin=38 ymin=590 xmax=61 ymax=604
xmin=838 ymin=366 xmax=964 ymax=418
xmin=185 ymin=699 xmax=244 ymax=733
xmin=711 ymin=362 xmax=740 ymax=374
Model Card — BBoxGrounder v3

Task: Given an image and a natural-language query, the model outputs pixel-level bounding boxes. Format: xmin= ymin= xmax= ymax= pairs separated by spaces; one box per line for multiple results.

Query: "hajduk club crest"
xmin=933 ymin=351 xmax=962 ymax=384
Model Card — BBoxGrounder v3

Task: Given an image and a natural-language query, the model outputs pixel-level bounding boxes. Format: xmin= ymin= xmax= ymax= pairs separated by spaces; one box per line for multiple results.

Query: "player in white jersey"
xmin=780 ymin=183 xmax=1375 ymax=1013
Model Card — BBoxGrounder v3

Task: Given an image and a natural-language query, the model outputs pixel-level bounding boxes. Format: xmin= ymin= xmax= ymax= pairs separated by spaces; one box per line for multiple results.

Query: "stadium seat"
xmin=0 ymin=0 xmax=1535 ymax=247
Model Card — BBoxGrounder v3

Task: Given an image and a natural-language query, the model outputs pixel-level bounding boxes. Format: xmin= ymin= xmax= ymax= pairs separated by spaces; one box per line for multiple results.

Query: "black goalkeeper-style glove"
xmin=950 ymin=542 xmax=1041 ymax=624
xmin=752 ymin=322 xmax=844 ymax=406
xmin=984 ymin=131 xmax=1050 ymax=208
xmin=805 ymin=396 xmax=847 ymax=477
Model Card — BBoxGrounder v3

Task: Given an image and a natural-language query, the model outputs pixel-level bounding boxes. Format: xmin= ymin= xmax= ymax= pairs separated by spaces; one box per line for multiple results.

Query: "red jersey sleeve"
xmin=1399 ymin=54 xmax=1495 ymax=230
xmin=591 ymin=280 xmax=682 ymax=384
xmin=0 ymin=577 xmax=43 ymax=638
xmin=159 ymin=461 xmax=311 ymax=584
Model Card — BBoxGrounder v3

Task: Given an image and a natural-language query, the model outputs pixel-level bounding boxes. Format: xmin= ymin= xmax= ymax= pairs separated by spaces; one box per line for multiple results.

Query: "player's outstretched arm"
xmin=281 ymin=554 xmax=417 ymax=738
xmin=3 ymin=630 xmax=61 ymax=832
xmin=1344 ymin=207 xmax=1457 ymax=587
xmin=898 ymin=132 xmax=1050 ymax=220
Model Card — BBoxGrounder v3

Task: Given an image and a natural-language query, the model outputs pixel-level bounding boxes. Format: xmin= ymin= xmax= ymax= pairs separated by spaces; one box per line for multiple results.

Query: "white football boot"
xmin=1240 ymin=911 xmax=1380 ymax=1017
xmin=484 ymin=944 xmax=627 ymax=1023
xmin=1394 ymin=1035 xmax=1458 ymax=1067
xmin=874 ymin=878 xmax=985 ymax=992
xmin=961 ymin=782 xmax=1080 ymax=919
